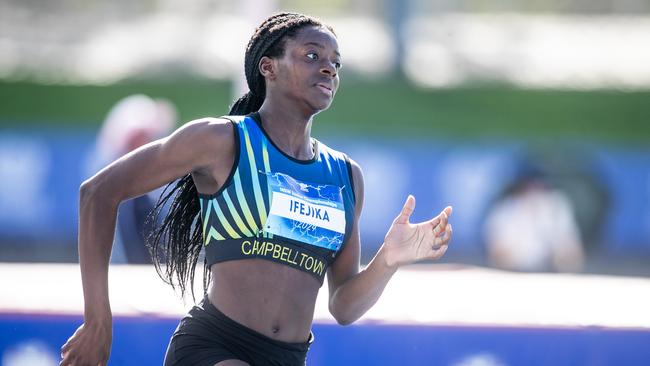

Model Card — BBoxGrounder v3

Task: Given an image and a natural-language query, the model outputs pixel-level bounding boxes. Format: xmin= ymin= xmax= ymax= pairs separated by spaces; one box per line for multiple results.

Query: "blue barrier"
xmin=2 ymin=313 xmax=649 ymax=365
xmin=1 ymin=129 xmax=649 ymax=257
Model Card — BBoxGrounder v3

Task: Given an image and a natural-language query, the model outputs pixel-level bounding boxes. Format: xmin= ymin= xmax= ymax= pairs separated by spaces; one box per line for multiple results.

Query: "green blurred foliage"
xmin=1 ymin=79 xmax=648 ymax=142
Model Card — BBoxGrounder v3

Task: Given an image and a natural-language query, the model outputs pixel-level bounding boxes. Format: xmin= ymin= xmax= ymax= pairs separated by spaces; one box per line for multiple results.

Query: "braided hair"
xmin=147 ymin=13 xmax=335 ymax=301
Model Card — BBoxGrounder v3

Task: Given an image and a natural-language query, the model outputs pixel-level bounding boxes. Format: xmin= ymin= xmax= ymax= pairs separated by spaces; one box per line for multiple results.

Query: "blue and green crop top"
xmin=198 ymin=113 xmax=356 ymax=284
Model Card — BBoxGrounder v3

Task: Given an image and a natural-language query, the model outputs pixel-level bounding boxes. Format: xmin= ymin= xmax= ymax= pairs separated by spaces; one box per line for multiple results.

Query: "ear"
xmin=258 ymin=56 xmax=277 ymax=80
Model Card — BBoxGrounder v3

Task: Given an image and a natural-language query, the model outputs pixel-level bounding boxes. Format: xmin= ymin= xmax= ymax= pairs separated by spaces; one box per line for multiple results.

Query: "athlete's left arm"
xmin=326 ymin=159 xmax=453 ymax=325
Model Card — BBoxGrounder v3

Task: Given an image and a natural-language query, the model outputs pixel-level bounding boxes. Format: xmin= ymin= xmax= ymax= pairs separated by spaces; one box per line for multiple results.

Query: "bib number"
xmin=265 ymin=172 xmax=345 ymax=251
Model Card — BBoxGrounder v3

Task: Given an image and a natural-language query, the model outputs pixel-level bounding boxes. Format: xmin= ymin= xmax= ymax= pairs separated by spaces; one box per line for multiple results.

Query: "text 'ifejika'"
xmin=289 ymin=199 xmax=330 ymax=222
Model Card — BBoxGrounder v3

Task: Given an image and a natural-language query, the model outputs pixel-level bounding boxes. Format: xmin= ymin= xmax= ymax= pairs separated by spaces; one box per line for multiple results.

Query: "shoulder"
xmin=162 ymin=117 xmax=236 ymax=167
xmin=174 ymin=117 xmax=234 ymax=141
xmin=172 ymin=117 xmax=234 ymax=145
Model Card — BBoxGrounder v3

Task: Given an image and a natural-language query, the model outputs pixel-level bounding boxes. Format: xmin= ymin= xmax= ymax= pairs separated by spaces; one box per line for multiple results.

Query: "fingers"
xmin=61 ymin=340 xmax=72 ymax=356
xmin=60 ymin=342 xmax=71 ymax=365
xmin=428 ymin=206 xmax=452 ymax=231
xmin=59 ymin=353 xmax=72 ymax=366
xmin=428 ymin=223 xmax=452 ymax=259
xmin=431 ymin=207 xmax=451 ymax=235
xmin=394 ymin=194 xmax=416 ymax=225
xmin=60 ymin=345 xmax=76 ymax=366
xmin=60 ymin=337 xmax=84 ymax=366
xmin=432 ymin=224 xmax=452 ymax=247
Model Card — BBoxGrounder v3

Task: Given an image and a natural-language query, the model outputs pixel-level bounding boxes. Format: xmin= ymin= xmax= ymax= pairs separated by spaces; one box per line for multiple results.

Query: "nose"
xmin=320 ymin=60 xmax=337 ymax=78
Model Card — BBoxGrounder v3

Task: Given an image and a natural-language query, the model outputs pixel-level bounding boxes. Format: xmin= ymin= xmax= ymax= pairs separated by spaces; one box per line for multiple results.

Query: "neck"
xmin=257 ymin=102 xmax=315 ymax=161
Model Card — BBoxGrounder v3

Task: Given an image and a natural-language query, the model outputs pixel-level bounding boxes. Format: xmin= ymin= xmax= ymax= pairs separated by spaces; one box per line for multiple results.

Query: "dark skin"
xmin=60 ymin=26 xmax=452 ymax=366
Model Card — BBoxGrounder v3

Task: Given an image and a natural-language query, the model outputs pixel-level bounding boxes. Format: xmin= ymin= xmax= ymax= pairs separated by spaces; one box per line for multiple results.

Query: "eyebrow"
xmin=303 ymin=42 xmax=341 ymax=57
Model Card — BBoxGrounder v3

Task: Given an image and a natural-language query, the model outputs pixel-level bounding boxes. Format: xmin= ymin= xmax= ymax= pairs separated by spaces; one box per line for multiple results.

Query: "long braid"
xmin=147 ymin=175 xmax=202 ymax=299
xmin=147 ymin=12 xmax=334 ymax=301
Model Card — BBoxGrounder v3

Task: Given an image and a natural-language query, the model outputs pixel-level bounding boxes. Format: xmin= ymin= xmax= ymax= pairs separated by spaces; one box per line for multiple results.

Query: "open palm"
xmin=383 ymin=195 xmax=453 ymax=267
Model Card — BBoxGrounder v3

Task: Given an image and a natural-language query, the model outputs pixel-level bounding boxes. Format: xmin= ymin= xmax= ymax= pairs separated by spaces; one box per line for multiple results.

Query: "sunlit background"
xmin=1 ymin=0 xmax=649 ymax=365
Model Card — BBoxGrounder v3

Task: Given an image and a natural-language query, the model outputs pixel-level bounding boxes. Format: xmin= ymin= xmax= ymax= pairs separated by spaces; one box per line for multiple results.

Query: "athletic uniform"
xmin=164 ymin=112 xmax=356 ymax=366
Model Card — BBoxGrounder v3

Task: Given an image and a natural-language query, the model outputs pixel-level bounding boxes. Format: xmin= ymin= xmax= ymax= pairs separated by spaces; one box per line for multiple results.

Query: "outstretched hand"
xmin=383 ymin=195 xmax=453 ymax=268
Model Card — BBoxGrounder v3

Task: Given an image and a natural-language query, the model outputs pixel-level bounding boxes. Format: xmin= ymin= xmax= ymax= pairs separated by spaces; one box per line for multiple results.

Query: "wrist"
xmin=84 ymin=307 xmax=112 ymax=326
xmin=378 ymin=245 xmax=400 ymax=272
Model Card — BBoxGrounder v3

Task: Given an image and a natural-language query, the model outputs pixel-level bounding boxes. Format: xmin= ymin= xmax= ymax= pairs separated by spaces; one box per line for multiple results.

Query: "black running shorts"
xmin=163 ymin=296 xmax=313 ymax=366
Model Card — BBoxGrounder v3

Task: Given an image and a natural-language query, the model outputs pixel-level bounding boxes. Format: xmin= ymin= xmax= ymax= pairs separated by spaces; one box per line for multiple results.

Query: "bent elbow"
xmin=329 ymin=304 xmax=357 ymax=326
xmin=79 ymin=178 xmax=97 ymax=205
xmin=79 ymin=176 xmax=118 ymax=210
xmin=335 ymin=316 xmax=355 ymax=326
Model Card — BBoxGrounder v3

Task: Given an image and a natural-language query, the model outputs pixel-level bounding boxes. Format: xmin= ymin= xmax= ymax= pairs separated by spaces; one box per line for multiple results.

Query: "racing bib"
xmin=265 ymin=172 xmax=346 ymax=251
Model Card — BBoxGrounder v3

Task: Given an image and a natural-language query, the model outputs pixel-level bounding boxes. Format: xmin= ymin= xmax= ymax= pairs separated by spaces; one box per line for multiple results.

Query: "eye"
xmin=306 ymin=52 xmax=319 ymax=61
xmin=334 ymin=61 xmax=342 ymax=69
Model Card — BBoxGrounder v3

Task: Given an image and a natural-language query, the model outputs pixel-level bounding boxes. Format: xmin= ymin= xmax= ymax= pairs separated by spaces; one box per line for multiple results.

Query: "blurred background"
xmin=1 ymin=0 xmax=650 ymax=365
xmin=2 ymin=0 xmax=649 ymax=272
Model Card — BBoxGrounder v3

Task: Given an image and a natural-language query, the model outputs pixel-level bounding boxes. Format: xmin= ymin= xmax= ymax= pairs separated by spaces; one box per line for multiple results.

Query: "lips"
xmin=315 ymin=83 xmax=333 ymax=96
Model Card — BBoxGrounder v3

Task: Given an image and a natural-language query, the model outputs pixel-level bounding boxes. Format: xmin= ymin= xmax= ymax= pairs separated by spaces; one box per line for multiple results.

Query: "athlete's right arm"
xmin=60 ymin=118 xmax=234 ymax=366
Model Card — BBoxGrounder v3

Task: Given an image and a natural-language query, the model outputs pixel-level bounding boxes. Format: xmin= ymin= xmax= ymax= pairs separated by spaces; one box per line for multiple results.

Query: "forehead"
xmin=287 ymin=26 xmax=339 ymax=54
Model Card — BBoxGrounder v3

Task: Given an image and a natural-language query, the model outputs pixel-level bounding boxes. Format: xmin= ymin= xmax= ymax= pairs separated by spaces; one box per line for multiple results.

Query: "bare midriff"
xmin=208 ymin=258 xmax=321 ymax=343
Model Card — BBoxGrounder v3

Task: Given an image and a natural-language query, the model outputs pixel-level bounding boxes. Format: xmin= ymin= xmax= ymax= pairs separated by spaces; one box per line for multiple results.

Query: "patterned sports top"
xmin=198 ymin=113 xmax=356 ymax=284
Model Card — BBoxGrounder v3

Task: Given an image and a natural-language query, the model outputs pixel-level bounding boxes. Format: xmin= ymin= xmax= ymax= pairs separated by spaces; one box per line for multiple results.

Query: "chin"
xmin=305 ymin=99 xmax=333 ymax=115
xmin=320 ymin=94 xmax=337 ymax=109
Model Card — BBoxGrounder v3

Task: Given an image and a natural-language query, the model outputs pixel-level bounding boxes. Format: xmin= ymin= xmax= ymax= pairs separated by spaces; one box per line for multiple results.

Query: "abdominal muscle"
xmin=208 ymin=258 xmax=321 ymax=343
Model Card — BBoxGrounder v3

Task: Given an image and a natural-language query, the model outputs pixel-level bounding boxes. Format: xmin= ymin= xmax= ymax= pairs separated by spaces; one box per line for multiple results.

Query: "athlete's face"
xmin=265 ymin=26 xmax=341 ymax=112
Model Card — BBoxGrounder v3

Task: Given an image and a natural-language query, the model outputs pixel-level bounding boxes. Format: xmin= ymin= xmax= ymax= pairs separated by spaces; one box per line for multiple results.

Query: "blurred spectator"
xmin=483 ymin=163 xmax=584 ymax=273
xmin=87 ymin=94 xmax=176 ymax=264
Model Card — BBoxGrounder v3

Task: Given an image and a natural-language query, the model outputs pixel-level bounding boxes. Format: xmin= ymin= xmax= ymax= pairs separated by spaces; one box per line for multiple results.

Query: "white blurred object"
xmin=2 ymin=340 xmax=58 ymax=366
xmin=198 ymin=16 xmax=252 ymax=88
xmin=452 ymin=353 xmax=507 ymax=366
xmin=74 ymin=14 xmax=196 ymax=83
xmin=405 ymin=14 xmax=650 ymax=89
xmin=329 ymin=17 xmax=396 ymax=76
xmin=90 ymin=94 xmax=176 ymax=175
xmin=484 ymin=183 xmax=585 ymax=272
xmin=3 ymin=2 xmax=650 ymax=88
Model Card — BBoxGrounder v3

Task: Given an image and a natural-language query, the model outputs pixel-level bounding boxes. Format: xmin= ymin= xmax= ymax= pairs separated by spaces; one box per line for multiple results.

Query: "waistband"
xmin=196 ymin=296 xmax=313 ymax=353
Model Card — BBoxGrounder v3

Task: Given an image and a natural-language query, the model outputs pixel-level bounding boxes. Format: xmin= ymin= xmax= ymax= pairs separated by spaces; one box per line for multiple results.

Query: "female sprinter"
xmin=60 ymin=12 xmax=453 ymax=366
